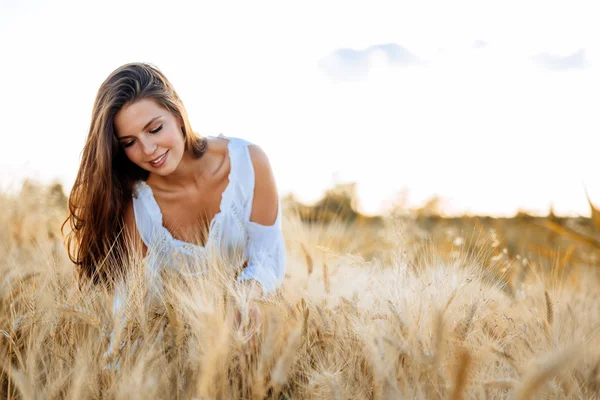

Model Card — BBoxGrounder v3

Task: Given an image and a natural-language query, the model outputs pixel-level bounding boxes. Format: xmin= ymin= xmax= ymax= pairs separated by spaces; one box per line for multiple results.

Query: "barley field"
xmin=2 ymin=181 xmax=600 ymax=399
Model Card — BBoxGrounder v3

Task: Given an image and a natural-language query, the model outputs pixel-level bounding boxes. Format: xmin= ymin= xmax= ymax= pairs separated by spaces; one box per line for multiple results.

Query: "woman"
xmin=63 ymin=62 xmax=286 ymax=303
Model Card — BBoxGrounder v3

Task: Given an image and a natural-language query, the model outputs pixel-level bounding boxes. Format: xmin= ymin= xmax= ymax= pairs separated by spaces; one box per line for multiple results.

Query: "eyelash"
xmin=122 ymin=124 xmax=163 ymax=148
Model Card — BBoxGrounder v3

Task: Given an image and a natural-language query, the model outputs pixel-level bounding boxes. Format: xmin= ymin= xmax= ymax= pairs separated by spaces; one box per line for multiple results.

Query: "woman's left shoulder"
xmin=247 ymin=143 xmax=271 ymax=168
xmin=246 ymin=141 xmax=278 ymax=225
xmin=228 ymin=135 xmax=272 ymax=172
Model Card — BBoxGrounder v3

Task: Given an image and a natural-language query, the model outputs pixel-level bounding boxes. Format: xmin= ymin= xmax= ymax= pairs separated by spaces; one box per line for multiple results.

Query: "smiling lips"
xmin=149 ymin=151 xmax=168 ymax=168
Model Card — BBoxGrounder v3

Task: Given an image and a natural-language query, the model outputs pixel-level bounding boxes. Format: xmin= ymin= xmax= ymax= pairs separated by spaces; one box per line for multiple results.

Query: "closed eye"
xmin=121 ymin=124 xmax=161 ymax=148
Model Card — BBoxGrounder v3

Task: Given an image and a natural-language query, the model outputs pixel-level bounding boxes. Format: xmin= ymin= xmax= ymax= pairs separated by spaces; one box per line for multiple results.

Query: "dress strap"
xmin=218 ymin=134 xmax=256 ymax=221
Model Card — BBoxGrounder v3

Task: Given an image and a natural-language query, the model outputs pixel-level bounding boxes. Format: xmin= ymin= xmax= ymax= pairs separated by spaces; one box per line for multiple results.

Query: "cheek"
xmin=123 ymin=147 xmax=141 ymax=163
xmin=165 ymin=129 xmax=185 ymax=149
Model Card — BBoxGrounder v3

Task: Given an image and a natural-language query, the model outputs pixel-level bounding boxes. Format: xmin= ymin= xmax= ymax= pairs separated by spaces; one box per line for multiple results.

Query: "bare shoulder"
xmin=204 ymin=136 xmax=230 ymax=176
xmin=206 ymin=136 xmax=229 ymax=157
xmin=248 ymin=144 xmax=275 ymax=187
xmin=248 ymin=144 xmax=279 ymax=226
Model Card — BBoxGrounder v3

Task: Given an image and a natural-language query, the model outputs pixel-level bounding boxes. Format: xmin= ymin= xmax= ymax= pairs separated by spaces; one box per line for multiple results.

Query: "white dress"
xmin=112 ymin=134 xmax=286 ymax=316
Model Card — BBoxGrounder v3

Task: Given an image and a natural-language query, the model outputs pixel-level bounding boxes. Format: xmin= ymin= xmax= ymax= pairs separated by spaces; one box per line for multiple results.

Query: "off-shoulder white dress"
xmin=111 ymin=133 xmax=286 ymax=319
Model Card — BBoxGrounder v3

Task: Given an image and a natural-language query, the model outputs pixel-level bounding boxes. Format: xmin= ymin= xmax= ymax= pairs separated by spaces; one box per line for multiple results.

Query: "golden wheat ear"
xmin=585 ymin=186 xmax=600 ymax=233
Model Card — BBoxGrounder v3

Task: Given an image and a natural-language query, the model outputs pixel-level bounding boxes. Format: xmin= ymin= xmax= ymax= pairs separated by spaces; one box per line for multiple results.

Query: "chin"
xmin=148 ymin=163 xmax=172 ymax=176
xmin=155 ymin=169 xmax=175 ymax=177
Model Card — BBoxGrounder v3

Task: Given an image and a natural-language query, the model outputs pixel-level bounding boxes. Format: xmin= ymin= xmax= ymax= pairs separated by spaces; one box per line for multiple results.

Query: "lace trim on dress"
xmin=134 ymin=134 xmax=237 ymax=255
xmin=131 ymin=134 xmax=252 ymax=279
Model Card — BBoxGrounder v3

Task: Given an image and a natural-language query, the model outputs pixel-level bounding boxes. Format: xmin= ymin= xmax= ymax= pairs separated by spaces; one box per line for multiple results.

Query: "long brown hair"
xmin=63 ymin=62 xmax=207 ymax=287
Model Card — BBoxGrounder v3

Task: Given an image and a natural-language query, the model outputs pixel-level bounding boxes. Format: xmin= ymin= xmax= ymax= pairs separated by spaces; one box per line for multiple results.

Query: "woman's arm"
xmin=247 ymin=145 xmax=279 ymax=227
xmin=123 ymin=199 xmax=147 ymax=258
xmin=237 ymin=144 xmax=286 ymax=298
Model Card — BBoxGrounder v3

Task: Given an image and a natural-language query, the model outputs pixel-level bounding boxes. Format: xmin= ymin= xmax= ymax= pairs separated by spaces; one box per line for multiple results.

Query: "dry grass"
xmin=1 ymin=182 xmax=600 ymax=399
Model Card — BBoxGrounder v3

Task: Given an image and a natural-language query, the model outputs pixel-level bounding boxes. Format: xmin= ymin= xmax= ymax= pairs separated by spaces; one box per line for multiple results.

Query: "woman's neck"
xmin=147 ymin=151 xmax=212 ymax=191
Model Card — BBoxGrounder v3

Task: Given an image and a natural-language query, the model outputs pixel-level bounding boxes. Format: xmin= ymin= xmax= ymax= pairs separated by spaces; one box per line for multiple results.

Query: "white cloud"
xmin=318 ymin=43 xmax=422 ymax=82
xmin=534 ymin=49 xmax=588 ymax=71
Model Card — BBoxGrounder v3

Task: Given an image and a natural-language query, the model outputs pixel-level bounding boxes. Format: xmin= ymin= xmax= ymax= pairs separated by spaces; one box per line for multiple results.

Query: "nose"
xmin=139 ymin=136 xmax=158 ymax=156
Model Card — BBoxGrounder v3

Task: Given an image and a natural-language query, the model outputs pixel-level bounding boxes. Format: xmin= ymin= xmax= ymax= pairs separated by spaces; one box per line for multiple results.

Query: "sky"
xmin=1 ymin=0 xmax=599 ymax=217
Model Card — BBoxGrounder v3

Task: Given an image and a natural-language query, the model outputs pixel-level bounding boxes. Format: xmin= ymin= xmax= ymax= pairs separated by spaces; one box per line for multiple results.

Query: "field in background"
xmin=1 ymin=181 xmax=600 ymax=399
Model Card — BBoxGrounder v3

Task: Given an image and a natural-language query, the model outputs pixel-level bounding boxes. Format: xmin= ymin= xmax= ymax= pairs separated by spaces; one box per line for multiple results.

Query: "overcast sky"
xmin=1 ymin=0 xmax=599 ymax=216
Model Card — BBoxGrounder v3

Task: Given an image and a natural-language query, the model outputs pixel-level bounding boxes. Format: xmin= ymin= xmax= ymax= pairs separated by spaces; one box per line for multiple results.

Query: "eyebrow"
xmin=117 ymin=116 xmax=162 ymax=140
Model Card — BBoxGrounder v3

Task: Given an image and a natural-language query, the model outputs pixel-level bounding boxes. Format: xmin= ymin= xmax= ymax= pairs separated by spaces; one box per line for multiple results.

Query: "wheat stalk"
xmin=432 ymin=309 xmax=445 ymax=368
xmin=58 ymin=304 xmax=101 ymax=329
xmin=544 ymin=290 xmax=554 ymax=327
xmin=323 ymin=262 xmax=331 ymax=294
xmin=450 ymin=348 xmax=472 ymax=400
xmin=456 ymin=300 xmax=478 ymax=342
xmin=301 ymin=243 xmax=314 ymax=276
xmin=515 ymin=345 xmax=582 ymax=399
xmin=387 ymin=300 xmax=408 ymax=338
xmin=271 ymin=323 xmax=303 ymax=395
xmin=492 ymin=346 xmax=521 ymax=375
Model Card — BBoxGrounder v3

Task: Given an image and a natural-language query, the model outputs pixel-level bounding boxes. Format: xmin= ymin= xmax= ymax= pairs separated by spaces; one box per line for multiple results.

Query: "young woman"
xmin=63 ymin=62 xmax=286 ymax=301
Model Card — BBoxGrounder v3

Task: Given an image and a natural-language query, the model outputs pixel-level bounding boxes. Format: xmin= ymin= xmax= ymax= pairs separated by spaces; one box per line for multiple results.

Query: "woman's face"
xmin=114 ymin=98 xmax=186 ymax=176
